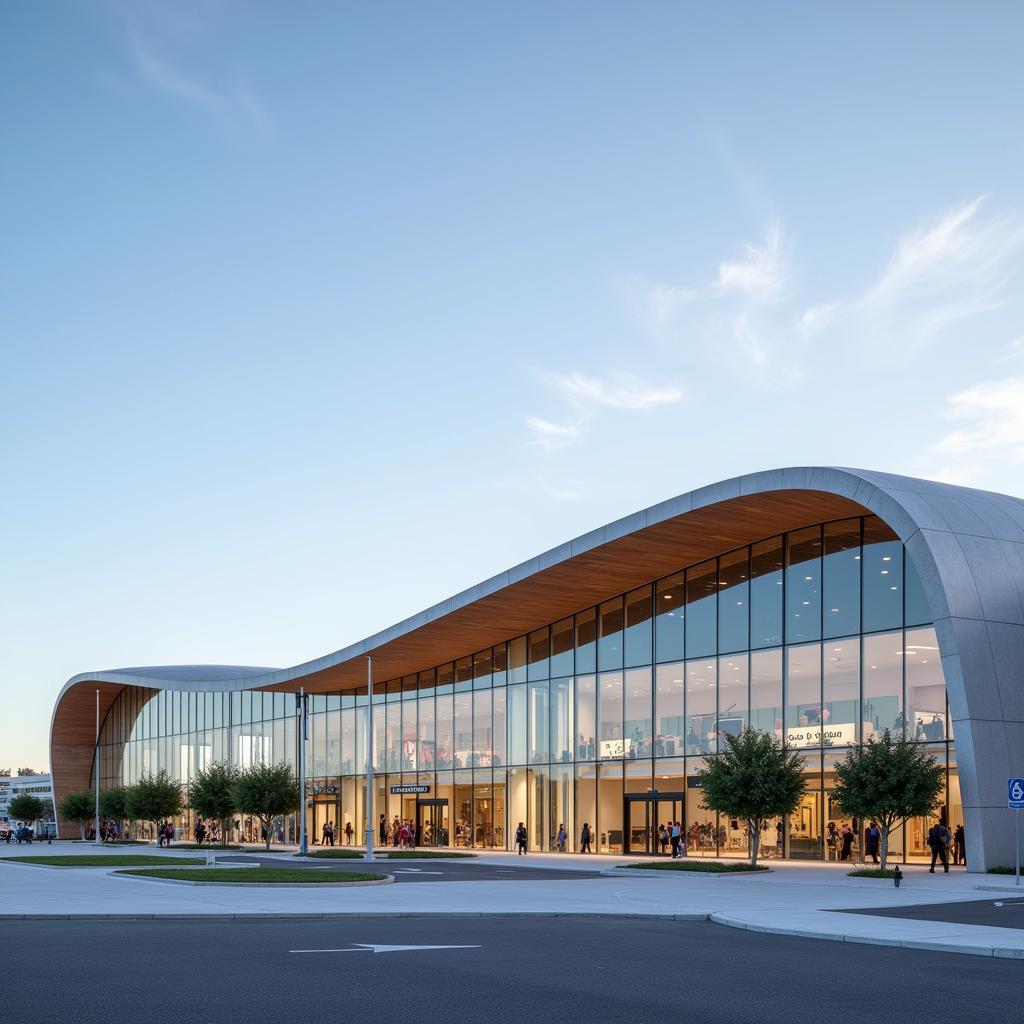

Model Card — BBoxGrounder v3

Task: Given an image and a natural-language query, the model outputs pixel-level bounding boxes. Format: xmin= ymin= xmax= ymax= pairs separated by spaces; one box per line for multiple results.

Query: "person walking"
xmin=865 ymin=821 xmax=881 ymax=865
xmin=928 ymin=821 xmax=950 ymax=873
xmin=953 ymin=824 xmax=966 ymax=866
xmin=515 ymin=821 xmax=528 ymax=855
xmin=580 ymin=822 xmax=592 ymax=854
xmin=670 ymin=821 xmax=681 ymax=859
xmin=658 ymin=823 xmax=668 ymax=856
xmin=556 ymin=823 xmax=567 ymax=852
xmin=345 ymin=821 xmax=353 ymax=846
xmin=379 ymin=813 xmax=387 ymax=848
xmin=839 ymin=823 xmax=854 ymax=861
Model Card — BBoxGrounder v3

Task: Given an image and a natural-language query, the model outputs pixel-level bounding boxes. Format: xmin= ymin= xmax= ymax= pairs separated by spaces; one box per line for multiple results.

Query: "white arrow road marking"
xmin=290 ymin=944 xmax=480 ymax=954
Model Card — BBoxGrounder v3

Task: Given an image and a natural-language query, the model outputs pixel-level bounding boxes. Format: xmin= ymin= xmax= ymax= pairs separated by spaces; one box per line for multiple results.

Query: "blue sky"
xmin=3 ymin=2 xmax=1024 ymax=769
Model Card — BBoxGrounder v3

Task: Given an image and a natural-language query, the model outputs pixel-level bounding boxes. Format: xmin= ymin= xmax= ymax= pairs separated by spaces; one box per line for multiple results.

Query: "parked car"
xmin=14 ymin=825 xmax=34 ymax=844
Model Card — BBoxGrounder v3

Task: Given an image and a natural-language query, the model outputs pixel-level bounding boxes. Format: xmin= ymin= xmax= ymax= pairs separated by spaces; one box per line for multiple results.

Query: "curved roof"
xmin=48 ymin=465 xmax=1024 ymax=868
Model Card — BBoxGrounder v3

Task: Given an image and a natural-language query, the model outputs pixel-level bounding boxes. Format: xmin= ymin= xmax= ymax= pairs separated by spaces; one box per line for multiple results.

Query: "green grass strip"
xmin=170 ymin=844 xmax=244 ymax=851
xmin=623 ymin=860 xmax=769 ymax=873
xmin=847 ymin=868 xmax=900 ymax=878
xmin=303 ymin=849 xmax=365 ymax=859
xmin=118 ymin=868 xmax=386 ymax=883
xmin=11 ymin=855 xmax=206 ymax=867
xmin=385 ymin=850 xmax=477 ymax=859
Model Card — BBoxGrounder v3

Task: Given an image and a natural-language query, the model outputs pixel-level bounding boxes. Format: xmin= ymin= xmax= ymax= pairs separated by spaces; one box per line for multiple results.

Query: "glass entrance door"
xmin=416 ymin=799 xmax=449 ymax=847
xmin=625 ymin=792 xmax=683 ymax=854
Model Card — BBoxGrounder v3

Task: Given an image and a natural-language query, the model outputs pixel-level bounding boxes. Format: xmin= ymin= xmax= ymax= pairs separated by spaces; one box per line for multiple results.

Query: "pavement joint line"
xmin=0 ymin=911 xmax=713 ymax=921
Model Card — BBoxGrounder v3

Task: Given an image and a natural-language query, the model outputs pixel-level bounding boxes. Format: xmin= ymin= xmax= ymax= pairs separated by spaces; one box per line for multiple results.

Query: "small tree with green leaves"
xmin=58 ymin=790 xmax=96 ymax=840
xmin=125 ymin=770 xmax=183 ymax=838
xmin=100 ymin=786 xmax=130 ymax=824
xmin=9 ymin=794 xmax=46 ymax=828
xmin=189 ymin=762 xmax=238 ymax=842
xmin=699 ymin=729 xmax=807 ymax=866
xmin=231 ymin=762 xmax=300 ymax=851
xmin=831 ymin=730 xmax=944 ymax=869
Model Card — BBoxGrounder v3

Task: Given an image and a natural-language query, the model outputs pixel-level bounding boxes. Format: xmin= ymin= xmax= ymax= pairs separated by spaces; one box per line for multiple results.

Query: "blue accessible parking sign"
xmin=1010 ymin=778 xmax=1024 ymax=809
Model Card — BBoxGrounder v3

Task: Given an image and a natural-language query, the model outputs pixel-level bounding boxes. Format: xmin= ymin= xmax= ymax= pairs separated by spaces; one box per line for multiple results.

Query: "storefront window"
xmin=655 ymin=662 xmax=684 ymax=757
xmin=655 ymin=572 xmax=685 ymax=663
xmin=822 ymin=637 xmax=859 ymax=747
xmin=863 ymin=631 xmax=904 ymax=739
xmin=905 ymin=626 xmax=946 ymax=741
xmin=623 ymin=667 xmax=652 ymax=757
xmin=624 ymin=586 xmax=653 ymax=667
xmin=576 ymin=674 xmax=596 ymax=760
xmin=750 ymin=538 xmax=783 ymax=648
xmin=823 ymin=518 xmax=861 ymax=639
xmin=685 ymin=560 xmax=717 ymax=657
xmin=599 ymin=598 xmax=624 ymax=670
xmin=863 ymin=516 xmax=903 ymax=633
xmin=685 ymin=659 xmax=716 ymax=755
xmin=598 ymin=671 xmax=623 ymax=758
xmin=718 ymin=549 xmax=749 ymax=654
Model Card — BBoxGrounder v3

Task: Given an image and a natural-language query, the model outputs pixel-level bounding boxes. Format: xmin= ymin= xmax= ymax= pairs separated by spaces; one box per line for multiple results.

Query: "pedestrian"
xmin=840 ymin=823 xmax=854 ymax=861
xmin=556 ymin=823 xmax=567 ymax=852
xmin=953 ymin=824 xmax=966 ymax=866
xmin=927 ymin=821 xmax=950 ymax=873
xmin=670 ymin=820 xmax=681 ymax=859
xmin=580 ymin=822 xmax=592 ymax=854
xmin=865 ymin=821 xmax=881 ymax=865
xmin=345 ymin=821 xmax=353 ymax=846
xmin=658 ymin=823 xmax=668 ymax=855
xmin=515 ymin=821 xmax=528 ymax=855
xmin=379 ymin=813 xmax=387 ymax=847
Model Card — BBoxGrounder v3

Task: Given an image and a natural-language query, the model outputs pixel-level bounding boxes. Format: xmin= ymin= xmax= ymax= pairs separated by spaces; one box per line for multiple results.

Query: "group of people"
xmin=192 ymin=819 xmax=222 ymax=845
xmin=155 ymin=820 xmax=175 ymax=847
xmin=927 ymin=821 xmax=966 ymax=872
xmin=318 ymin=820 xmax=354 ymax=846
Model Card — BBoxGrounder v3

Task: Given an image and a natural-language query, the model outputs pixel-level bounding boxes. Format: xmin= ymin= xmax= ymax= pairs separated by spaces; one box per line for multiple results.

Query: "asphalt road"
xmin=844 ymin=895 xmax=1024 ymax=930
xmin=219 ymin=854 xmax=605 ymax=882
xmin=10 ymin=917 xmax=1022 ymax=1024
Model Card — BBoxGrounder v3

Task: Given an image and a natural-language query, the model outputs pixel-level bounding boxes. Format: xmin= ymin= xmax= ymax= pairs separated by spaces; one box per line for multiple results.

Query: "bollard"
xmin=893 ymin=865 xmax=902 ymax=888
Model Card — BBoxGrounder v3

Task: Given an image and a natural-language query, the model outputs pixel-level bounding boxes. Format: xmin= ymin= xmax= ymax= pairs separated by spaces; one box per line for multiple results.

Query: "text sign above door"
xmin=390 ymin=784 xmax=430 ymax=795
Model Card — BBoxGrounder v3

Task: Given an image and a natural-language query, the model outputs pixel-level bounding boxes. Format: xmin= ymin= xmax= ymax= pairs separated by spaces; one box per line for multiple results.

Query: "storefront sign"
xmin=390 ymin=784 xmax=430 ymax=795
xmin=785 ymin=724 xmax=856 ymax=748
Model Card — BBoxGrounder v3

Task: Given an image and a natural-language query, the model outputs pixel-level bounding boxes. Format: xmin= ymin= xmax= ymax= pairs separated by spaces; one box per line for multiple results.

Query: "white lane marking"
xmin=290 ymin=944 xmax=480 ymax=954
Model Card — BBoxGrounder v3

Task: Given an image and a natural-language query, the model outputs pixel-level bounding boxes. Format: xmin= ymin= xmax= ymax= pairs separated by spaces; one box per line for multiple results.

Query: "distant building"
xmin=9 ymin=772 xmax=57 ymax=837
xmin=0 ymin=774 xmax=10 ymax=822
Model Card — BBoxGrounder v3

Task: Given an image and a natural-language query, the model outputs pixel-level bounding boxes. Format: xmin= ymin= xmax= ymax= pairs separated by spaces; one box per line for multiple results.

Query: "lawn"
xmin=304 ymin=849 xmax=364 ymax=859
xmin=385 ymin=850 xmax=477 ymax=859
xmin=623 ymin=860 xmax=769 ymax=873
xmin=10 ymin=855 xmax=206 ymax=867
xmin=170 ymin=844 xmax=244 ymax=851
xmin=848 ymin=868 xmax=900 ymax=878
xmin=118 ymin=867 xmax=387 ymax=883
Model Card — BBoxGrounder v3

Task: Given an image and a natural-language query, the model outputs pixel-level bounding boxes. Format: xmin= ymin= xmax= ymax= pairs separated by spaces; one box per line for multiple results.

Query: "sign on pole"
xmin=1009 ymin=778 xmax=1024 ymax=809
xmin=1009 ymin=778 xmax=1024 ymax=888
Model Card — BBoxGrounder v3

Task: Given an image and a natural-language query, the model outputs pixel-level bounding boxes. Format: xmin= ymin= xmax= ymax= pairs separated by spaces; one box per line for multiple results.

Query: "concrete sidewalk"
xmin=2 ymin=845 xmax=1021 ymax=958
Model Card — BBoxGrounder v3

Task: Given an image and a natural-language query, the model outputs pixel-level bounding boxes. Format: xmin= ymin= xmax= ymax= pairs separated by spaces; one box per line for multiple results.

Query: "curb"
xmin=0 ymin=910 xmax=711 ymax=921
xmin=112 ymin=872 xmax=395 ymax=888
xmin=709 ymin=912 xmax=1024 ymax=959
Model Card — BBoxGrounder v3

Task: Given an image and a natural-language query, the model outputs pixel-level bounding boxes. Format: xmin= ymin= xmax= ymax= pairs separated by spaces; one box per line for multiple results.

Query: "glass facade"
xmin=95 ymin=514 xmax=960 ymax=860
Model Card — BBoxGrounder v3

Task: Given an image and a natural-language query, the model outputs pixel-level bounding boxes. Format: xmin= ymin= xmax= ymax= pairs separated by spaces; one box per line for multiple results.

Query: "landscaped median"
xmin=115 ymin=867 xmax=390 ymax=886
xmin=618 ymin=861 xmax=770 ymax=873
xmin=7 ymin=855 xmax=207 ymax=868
xmin=303 ymin=849 xmax=476 ymax=860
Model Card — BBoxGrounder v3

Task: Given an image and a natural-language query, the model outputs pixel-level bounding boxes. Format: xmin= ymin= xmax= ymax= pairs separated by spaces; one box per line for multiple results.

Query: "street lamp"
xmin=364 ymin=656 xmax=375 ymax=863
xmin=296 ymin=688 xmax=308 ymax=856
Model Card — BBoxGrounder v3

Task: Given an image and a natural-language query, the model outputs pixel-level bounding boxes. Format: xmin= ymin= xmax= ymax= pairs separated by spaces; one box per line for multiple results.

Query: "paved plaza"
xmin=3 ymin=844 xmax=1023 ymax=959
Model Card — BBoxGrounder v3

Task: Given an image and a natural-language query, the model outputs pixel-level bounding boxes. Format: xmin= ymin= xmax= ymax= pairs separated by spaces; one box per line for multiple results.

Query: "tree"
xmin=230 ymin=762 xmax=300 ymax=851
xmin=58 ymin=790 xmax=96 ymax=840
xmin=125 ymin=770 xmax=183 ymax=836
xmin=699 ymin=729 xmax=807 ymax=866
xmin=99 ymin=786 xmax=130 ymax=824
xmin=831 ymin=730 xmax=944 ymax=869
xmin=9 ymin=794 xmax=46 ymax=826
xmin=189 ymin=762 xmax=238 ymax=842
xmin=17 ymin=768 xmax=39 ymax=777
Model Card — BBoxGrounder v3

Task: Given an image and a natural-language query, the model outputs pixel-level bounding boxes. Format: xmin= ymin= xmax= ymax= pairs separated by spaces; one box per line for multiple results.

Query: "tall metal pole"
xmin=93 ymin=689 xmax=100 ymax=845
xmin=364 ymin=656 xmax=374 ymax=863
xmin=298 ymin=687 xmax=308 ymax=856
xmin=1016 ymin=807 xmax=1020 ymax=888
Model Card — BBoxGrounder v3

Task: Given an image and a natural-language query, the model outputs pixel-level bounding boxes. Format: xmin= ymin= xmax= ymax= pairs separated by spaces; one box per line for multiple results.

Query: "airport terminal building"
xmin=50 ymin=469 xmax=1024 ymax=869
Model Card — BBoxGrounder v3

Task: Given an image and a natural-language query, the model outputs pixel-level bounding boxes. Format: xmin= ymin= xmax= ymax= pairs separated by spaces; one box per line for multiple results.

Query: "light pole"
xmin=297 ymin=688 xmax=308 ymax=856
xmin=93 ymin=689 xmax=100 ymax=845
xmin=364 ymin=656 xmax=375 ymax=863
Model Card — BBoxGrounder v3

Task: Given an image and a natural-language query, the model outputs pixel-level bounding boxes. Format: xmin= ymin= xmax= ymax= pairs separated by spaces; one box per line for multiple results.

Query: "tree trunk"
xmin=879 ymin=825 xmax=890 ymax=871
xmin=748 ymin=822 xmax=761 ymax=866
xmin=80 ymin=822 xmax=86 ymax=841
xmin=264 ymin=818 xmax=272 ymax=851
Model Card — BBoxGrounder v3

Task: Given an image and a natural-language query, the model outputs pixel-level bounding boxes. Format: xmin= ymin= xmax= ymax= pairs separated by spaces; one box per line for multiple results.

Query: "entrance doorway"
xmin=416 ymin=798 xmax=449 ymax=847
xmin=625 ymin=791 xmax=684 ymax=854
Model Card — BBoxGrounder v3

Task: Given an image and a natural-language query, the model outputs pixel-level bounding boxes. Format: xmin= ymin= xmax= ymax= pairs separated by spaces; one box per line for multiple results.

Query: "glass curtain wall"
xmin=97 ymin=516 xmax=955 ymax=862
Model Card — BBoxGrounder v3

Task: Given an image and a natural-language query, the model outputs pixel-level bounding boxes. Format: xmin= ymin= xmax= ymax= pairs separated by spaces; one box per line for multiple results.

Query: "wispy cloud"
xmin=715 ymin=223 xmax=787 ymax=299
xmin=553 ymin=372 xmax=684 ymax=411
xmin=525 ymin=416 xmax=582 ymax=452
xmin=928 ymin=376 xmax=1024 ymax=485
xmin=526 ymin=372 xmax=684 ymax=452
xmin=798 ymin=303 xmax=838 ymax=336
xmin=129 ymin=35 xmax=269 ymax=131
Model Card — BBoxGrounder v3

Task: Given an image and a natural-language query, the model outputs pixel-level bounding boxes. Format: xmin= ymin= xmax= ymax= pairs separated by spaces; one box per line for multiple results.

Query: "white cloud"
xmin=525 ymin=416 xmax=581 ymax=451
xmin=553 ymin=372 xmax=685 ymax=411
xmin=933 ymin=377 xmax=1024 ymax=458
xmin=798 ymin=303 xmax=838 ymax=335
xmin=733 ymin=313 xmax=768 ymax=366
xmin=129 ymin=36 xmax=269 ymax=130
xmin=715 ymin=223 xmax=787 ymax=299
